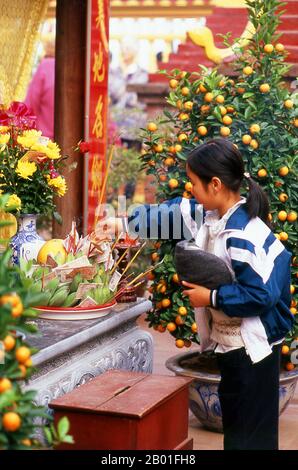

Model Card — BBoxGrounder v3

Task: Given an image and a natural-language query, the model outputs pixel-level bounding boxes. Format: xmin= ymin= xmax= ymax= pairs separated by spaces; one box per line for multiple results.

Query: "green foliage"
xmin=141 ymin=0 xmax=298 ymax=360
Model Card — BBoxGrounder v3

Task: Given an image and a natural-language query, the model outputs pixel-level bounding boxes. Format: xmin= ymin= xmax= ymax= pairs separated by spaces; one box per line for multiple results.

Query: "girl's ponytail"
xmin=244 ymin=174 xmax=270 ymax=223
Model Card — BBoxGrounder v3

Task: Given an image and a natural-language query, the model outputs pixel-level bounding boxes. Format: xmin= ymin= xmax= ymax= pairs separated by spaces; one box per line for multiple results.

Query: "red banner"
xmin=84 ymin=0 xmax=109 ymax=234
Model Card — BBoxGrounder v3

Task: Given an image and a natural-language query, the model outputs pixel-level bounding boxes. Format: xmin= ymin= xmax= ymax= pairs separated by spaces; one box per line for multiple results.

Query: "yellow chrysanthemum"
xmin=47 ymin=175 xmax=67 ymax=197
xmin=0 ymin=126 xmax=9 ymax=133
xmin=17 ymin=135 xmax=38 ymax=148
xmin=45 ymin=141 xmax=61 ymax=160
xmin=23 ymin=130 xmax=42 ymax=138
xmin=6 ymin=194 xmax=22 ymax=211
xmin=16 ymin=160 xmax=37 ymax=179
xmin=30 ymin=142 xmax=48 ymax=153
xmin=0 ymin=133 xmax=10 ymax=145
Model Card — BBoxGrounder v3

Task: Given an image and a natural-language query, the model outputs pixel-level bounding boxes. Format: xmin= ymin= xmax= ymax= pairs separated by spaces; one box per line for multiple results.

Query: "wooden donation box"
xmin=49 ymin=369 xmax=193 ymax=450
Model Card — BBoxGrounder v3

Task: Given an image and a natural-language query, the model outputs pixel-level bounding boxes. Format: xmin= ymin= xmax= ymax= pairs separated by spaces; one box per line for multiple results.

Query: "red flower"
xmin=79 ymin=141 xmax=91 ymax=153
xmin=0 ymin=101 xmax=36 ymax=129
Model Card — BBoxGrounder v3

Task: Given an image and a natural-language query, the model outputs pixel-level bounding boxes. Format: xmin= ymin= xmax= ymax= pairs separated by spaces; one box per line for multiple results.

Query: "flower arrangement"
xmin=0 ymin=102 xmax=67 ymax=219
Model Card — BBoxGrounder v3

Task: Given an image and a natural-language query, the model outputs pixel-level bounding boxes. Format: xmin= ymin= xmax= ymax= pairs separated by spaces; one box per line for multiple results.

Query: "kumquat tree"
xmin=141 ymin=0 xmax=298 ymax=369
xmin=0 ymin=195 xmax=73 ymax=449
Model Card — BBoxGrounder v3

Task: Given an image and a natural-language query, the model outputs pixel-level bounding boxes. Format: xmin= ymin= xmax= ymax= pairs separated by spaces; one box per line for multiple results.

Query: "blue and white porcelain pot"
xmin=166 ymin=351 xmax=298 ymax=433
xmin=10 ymin=214 xmax=45 ymax=265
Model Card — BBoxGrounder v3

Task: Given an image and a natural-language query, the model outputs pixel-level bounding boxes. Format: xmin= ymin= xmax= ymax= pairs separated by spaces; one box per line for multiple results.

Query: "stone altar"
xmin=26 ymin=299 xmax=153 ymax=408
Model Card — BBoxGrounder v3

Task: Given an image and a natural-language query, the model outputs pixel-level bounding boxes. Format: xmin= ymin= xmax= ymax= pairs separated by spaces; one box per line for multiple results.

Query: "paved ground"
xmin=137 ymin=313 xmax=298 ymax=450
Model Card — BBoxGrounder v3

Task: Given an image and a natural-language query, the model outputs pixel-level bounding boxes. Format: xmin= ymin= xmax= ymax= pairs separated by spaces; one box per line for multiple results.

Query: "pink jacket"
xmin=25 ymin=57 xmax=55 ymax=139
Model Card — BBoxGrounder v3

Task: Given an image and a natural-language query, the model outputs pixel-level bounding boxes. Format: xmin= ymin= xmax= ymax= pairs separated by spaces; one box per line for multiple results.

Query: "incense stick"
xmin=120 ymin=242 xmax=146 ymax=278
xmin=110 ymin=246 xmax=130 ymax=274
xmin=98 ymin=144 xmax=115 ymax=211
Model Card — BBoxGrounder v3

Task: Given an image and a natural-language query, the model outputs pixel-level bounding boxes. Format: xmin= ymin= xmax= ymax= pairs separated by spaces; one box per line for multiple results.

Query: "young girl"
xmin=180 ymin=139 xmax=293 ymax=450
xmin=99 ymin=138 xmax=293 ymax=450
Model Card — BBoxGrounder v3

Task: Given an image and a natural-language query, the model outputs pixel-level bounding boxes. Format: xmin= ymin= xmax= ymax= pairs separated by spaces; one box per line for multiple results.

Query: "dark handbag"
xmin=174 ymin=240 xmax=233 ymax=290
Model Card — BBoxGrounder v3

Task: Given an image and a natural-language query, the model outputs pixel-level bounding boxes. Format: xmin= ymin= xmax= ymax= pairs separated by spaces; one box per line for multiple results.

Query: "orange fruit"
xmin=274 ymin=233 xmax=281 ymax=240
xmin=243 ymin=66 xmax=253 ymax=75
xmin=284 ymin=99 xmax=294 ymax=109
xmin=285 ymin=362 xmax=295 ymax=371
xmin=169 ymin=178 xmax=179 ymax=189
xmin=237 ymin=87 xmax=245 ymax=94
xmin=293 ymin=118 xmax=298 ymax=127
xmin=290 ymin=285 xmax=295 ymax=295
xmin=178 ymin=306 xmax=187 ymax=316
xmin=185 ymin=182 xmax=193 ymax=192
xmin=157 ymin=325 xmax=166 ymax=333
xmin=200 ymin=104 xmax=210 ymax=114
xmin=220 ymin=126 xmax=230 ymax=136
xmin=216 ymin=94 xmax=225 ymax=104
xmin=287 ymin=211 xmax=297 ymax=222
xmin=242 ymin=134 xmax=252 ymax=145
xmin=175 ymin=315 xmax=184 ymax=326
xmin=172 ymin=273 xmax=180 ymax=284
xmin=258 ymin=169 xmax=267 ymax=178
xmin=219 ymin=106 xmax=227 ymax=116
xmin=3 ymin=335 xmax=16 ymax=351
xmin=181 ymin=87 xmax=190 ymax=96
xmin=154 ymin=144 xmax=163 ymax=153
xmin=175 ymin=339 xmax=185 ymax=348
xmin=161 ymin=298 xmax=171 ymax=308
xmin=183 ymin=191 xmax=192 ymax=199
xmin=151 ymin=252 xmax=159 ymax=262
xmin=250 ymin=139 xmax=259 ymax=149
xmin=279 ymin=166 xmax=289 ymax=176
xmin=184 ymin=101 xmax=193 ymax=111
xmin=21 ymin=439 xmax=32 ymax=447
xmin=158 ymin=285 xmax=167 ymax=294
xmin=250 ymin=123 xmax=261 ymax=134
xmin=279 ymin=193 xmax=288 ymax=203
xmin=178 ymin=71 xmax=187 ymax=80
xmin=264 ymin=44 xmax=274 ymax=53
xmin=159 ymin=174 xmax=167 ymax=182
xmin=0 ymin=378 xmax=12 ymax=393
xmin=199 ymin=83 xmax=207 ymax=93
xmin=147 ymin=122 xmax=157 ymax=132
xmin=275 ymin=43 xmax=285 ymax=52
xmin=164 ymin=157 xmax=175 ymax=167
xmin=0 ymin=293 xmax=22 ymax=308
xmin=282 ymin=345 xmax=290 ymax=355
xmin=15 ymin=346 xmax=31 ymax=364
xmin=174 ymin=144 xmax=182 ymax=153
xmin=12 ymin=303 xmax=24 ymax=318
xmin=176 ymin=100 xmax=183 ymax=110
xmin=169 ymin=79 xmax=179 ymax=89
xmin=2 ymin=412 xmax=21 ymax=432
xmin=268 ymin=213 xmax=273 ymax=222
xmin=290 ymin=307 xmax=297 ymax=315
xmin=147 ymin=272 xmax=155 ymax=281
xmin=148 ymin=160 xmax=156 ymax=167
xmin=204 ymin=92 xmax=214 ymax=103
xmin=279 ymin=232 xmax=288 ymax=241
xmin=178 ymin=113 xmax=189 ymax=121
xmin=191 ymin=323 xmax=198 ymax=333
xmin=184 ymin=339 xmax=192 ymax=348
xmin=197 ymin=125 xmax=208 ymax=136
xmin=226 ymin=106 xmax=235 ymax=113
xmin=259 ymin=83 xmax=270 ymax=93
xmin=168 ymin=145 xmax=176 ymax=154
xmin=18 ymin=364 xmax=27 ymax=378
xmin=178 ymin=133 xmax=188 ymax=142
xmin=219 ymin=80 xmax=225 ymax=88
xmin=222 ymin=115 xmax=232 ymax=125
xmin=167 ymin=322 xmax=177 ymax=332
xmin=278 ymin=210 xmax=287 ymax=222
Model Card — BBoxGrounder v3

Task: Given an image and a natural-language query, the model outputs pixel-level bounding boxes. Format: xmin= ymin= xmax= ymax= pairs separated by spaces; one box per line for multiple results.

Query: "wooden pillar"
xmin=53 ymin=0 xmax=87 ymax=237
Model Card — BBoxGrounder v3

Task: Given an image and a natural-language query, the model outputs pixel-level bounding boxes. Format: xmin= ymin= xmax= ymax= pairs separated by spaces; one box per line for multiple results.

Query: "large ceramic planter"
xmin=166 ymin=351 xmax=298 ymax=433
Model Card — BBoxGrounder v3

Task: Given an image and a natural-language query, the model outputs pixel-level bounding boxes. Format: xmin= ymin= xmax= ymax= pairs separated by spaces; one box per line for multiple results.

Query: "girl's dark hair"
xmin=187 ymin=138 xmax=270 ymax=222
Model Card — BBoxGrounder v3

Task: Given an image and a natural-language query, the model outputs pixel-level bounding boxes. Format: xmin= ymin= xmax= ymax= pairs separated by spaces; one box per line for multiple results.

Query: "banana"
xmin=63 ymin=292 xmax=78 ymax=307
xmin=69 ymin=274 xmax=82 ymax=293
xmin=49 ymin=286 xmax=70 ymax=307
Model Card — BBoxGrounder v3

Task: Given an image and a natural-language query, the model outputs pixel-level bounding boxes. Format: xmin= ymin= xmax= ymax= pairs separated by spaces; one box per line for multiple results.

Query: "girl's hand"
xmin=182 ymin=281 xmax=211 ymax=308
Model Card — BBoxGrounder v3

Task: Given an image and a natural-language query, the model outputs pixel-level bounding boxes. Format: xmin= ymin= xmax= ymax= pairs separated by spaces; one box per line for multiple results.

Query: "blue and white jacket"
xmin=128 ymin=196 xmax=294 ymax=363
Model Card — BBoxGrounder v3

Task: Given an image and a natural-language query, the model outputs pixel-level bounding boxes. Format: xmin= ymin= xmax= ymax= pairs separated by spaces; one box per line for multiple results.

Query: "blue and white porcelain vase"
xmin=10 ymin=214 xmax=45 ymax=265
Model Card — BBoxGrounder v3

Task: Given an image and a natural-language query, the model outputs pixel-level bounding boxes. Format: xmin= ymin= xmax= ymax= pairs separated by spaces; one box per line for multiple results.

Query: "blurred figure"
xmin=25 ymin=38 xmax=55 ymax=139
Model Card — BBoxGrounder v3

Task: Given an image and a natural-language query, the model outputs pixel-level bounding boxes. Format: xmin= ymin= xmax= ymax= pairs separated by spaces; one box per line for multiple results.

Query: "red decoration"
xmin=0 ymin=101 xmax=36 ymax=129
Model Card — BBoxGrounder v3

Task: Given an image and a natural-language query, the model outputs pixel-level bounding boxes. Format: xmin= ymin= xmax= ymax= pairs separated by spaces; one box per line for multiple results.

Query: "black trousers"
xmin=216 ymin=344 xmax=281 ymax=450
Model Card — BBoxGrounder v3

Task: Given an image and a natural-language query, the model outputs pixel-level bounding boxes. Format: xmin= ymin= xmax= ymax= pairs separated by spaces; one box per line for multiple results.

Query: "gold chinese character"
xmin=92 ymin=95 xmax=103 ymax=138
xmin=93 ymin=43 xmax=105 ymax=82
